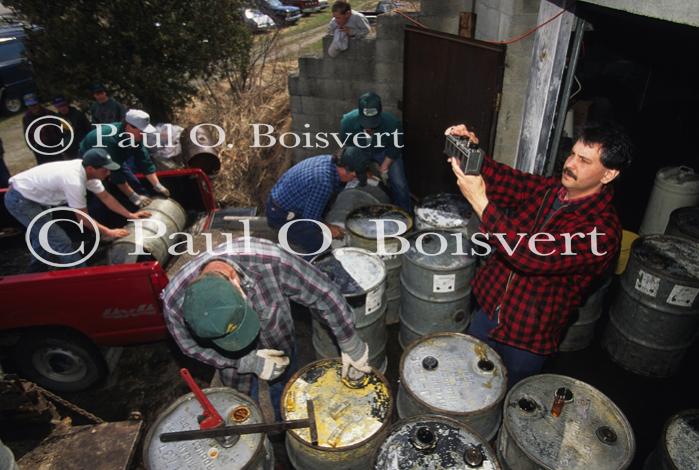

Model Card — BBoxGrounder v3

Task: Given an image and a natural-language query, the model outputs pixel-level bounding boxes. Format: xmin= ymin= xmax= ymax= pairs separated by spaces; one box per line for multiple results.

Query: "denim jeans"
xmin=4 ymin=188 xmax=85 ymax=269
xmin=265 ymin=195 xmax=326 ymax=259
xmin=372 ymin=152 xmax=412 ymax=212
xmin=468 ymin=306 xmax=547 ymax=387
xmin=249 ymin=345 xmax=298 ymax=421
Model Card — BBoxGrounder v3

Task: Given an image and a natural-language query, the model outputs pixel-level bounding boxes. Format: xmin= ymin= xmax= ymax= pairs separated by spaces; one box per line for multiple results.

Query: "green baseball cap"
xmin=358 ymin=92 xmax=382 ymax=129
xmin=339 ymin=146 xmax=371 ymax=185
xmin=182 ymin=273 xmax=260 ymax=352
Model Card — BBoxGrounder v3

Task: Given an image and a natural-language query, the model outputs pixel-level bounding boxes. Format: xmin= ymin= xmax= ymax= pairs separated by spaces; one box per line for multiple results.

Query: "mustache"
xmin=563 ymin=167 xmax=577 ymax=180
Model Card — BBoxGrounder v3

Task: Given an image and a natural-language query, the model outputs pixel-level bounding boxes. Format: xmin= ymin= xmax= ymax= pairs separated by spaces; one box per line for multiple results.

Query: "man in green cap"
xmin=266 ymin=146 xmax=371 ymax=257
xmin=162 ymin=237 xmax=371 ymax=417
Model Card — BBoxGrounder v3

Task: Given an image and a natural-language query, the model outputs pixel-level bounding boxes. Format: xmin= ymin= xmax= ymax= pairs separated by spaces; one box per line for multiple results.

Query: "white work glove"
xmin=238 ymin=349 xmax=290 ymax=381
xmin=153 ymin=183 xmax=170 ymax=198
xmin=128 ymin=192 xmax=152 ymax=208
xmin=338 ymin=335 xmax=371 ymax=379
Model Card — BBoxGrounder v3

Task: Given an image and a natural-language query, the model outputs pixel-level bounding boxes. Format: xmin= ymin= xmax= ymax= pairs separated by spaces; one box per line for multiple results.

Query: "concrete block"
xmin=375 ymin=39 xmax=404 ymax=63
xmin=300 ymin=96 xmax=331 ymax=116
xmin=290 ymin=95 xmax=303 ymax=114
xmin=288 ymin=72 xmax=300 ymax=96
xmin=421 ymin=0 xmax=472 ymax=16
xmin=299 ymin=56 xmax=338 ymax=79
xmin=374 ymin=62 xmax=402 ymax=84
xmin=376 ymin=15 xmax=408 ymax=41
xmin=342 ymin=37 xmax=377 ymax=60
xmin=291 ymin=113 xmax=321 ymax=133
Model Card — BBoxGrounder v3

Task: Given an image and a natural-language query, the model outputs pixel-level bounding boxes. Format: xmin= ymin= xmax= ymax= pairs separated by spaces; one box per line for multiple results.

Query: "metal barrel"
xmin=397 ymin=333 xmax=507 ymax=441
xmin=311 ymin=247 xmax=388 ymax=371
xmin=602 ymin=235 xmax=699 ymax=377
xmin=643 ymin=409 xmax=699 ymax=470
xmin=181 ymin=125 xmax=222 ymax=175
xmin=373 ymin=414 xmax=502 ymax=469
xmin=665 ymin=206 xmax=699 ymax=242
xmin=109 ymin=198 xmax=187 ymax=266
xmin=559 ymin=277 xmax=612 ymax=352
xmin=398 ymin=230 xmax=476 ymax=348
xmin=281 ymin=359 xmax=393 ymax=470
xmin=325 ymin=185 xmax=391 ymax=228
xmin=414 ymin=193 xmax=472 ymax=235
xmin=143 ymin=387 xmax=274 ymax=470
xmin=497 ymin=374 xmax=635 ymax=470
xmin=345 ymin=204 xmax=413 ymax=326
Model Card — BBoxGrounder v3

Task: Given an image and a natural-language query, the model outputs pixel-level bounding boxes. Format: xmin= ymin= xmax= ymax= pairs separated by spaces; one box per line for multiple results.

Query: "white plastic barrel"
xmin=639 ymin=166 xmax=699 ymax=235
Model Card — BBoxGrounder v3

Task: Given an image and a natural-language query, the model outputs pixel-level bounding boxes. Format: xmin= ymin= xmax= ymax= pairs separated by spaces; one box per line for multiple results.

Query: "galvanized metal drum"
xmin=644 ymin=409 xmax=699 ymax=470
xmin=181 ymin=124 xmax=221 ymax=175
xmin=399 ymin=230 xmax=476 ymax=347
xmin=282 ymin=359 xmax=393 ymax=470
xmin=414 ymin=193 xmax=472 ymax=235
xmin=325 ymin=185 xmax=391 ymax=228
xmin=311 ymin=247 xmax=388 ymax=371
xmin=373 ymin=414 xmax=502 ymax=469
xmin=559 ymin=277 xmax=612 ymax=352
xmin=602 ymin=235 xmax=699 ymax=377
xmin=346 ymin=204 xmax=413 ymax=325
xmin=397 ymin=333 xmax=507 ymax=441
xmin=498 ymin=374 xmax=635 ymax=470
xmin=109 ymin=198 xmax=187 ymax=266
xmin=665 ymin=206 xmax=699 ymax=242
xmin=143 ymin=387 xmax=274 ymax=470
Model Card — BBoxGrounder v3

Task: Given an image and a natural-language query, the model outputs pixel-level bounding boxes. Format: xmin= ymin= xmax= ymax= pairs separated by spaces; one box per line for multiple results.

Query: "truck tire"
xmin=1 ymin=92 xmax=22 ymax=114
xmin=12 ymin=331 xmax=108 ymax=392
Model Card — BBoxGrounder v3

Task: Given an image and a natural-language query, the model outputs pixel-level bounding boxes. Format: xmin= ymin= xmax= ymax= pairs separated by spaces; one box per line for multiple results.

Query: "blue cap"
xmin=23 ymin=93 xmax=39 ymax=106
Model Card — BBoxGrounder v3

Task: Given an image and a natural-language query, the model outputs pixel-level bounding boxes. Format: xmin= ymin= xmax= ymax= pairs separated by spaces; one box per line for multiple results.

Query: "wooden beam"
xmin=515 ymin=0 xmax=576 ymax=174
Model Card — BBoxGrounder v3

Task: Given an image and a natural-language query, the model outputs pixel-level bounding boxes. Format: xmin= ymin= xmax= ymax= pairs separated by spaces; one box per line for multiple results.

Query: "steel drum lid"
xmin=374 ymin=414 xmax=500 ymax=470
xmin=632 ymin=235 xmax=699 ymax=283
xmin=144 ymin=388 xmax=265 ymax=470
xmin=415 ymin=193 xmax=472 ymax=229
xmin=664 ymin=409 xmax=699 ymax=468
xmin=313 ymin=247 xmax=387 ymax=296
xmin=503 ymin=374 xmax=635 ymax=469
xmin=404 ymin=230 xmax=474 ymax=270
xmin=401 ymin=333 xmax=507 ymax=414
xmin=281 ymin=359 xmax=392 ymax=449
xmin=346 ymin=205 xmax=412 ymax=240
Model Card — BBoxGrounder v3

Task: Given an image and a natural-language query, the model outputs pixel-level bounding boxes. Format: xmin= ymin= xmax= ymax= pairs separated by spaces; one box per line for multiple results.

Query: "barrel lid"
xmin=633 ymin=235 xmax=699 ymax=282
xmin=503 ymin=374 xmax=635 ymax=469
xmin=415 ymin=193 xmax=472 ymax=229
xmin=282 ymin=359 xmax=392 ymax=449
xmin=401 ymin=333 xmax=506 ymax=414
xmin=346 ymin=205 xmax=412 ymax=240
xmin=143 ymin=388 xmax=265 ymax=470
xmin=374 ymin=415 xmax=501 ymax=470
xmin=313 ymin=247 xmax=386 ymax=295
xmin=669 ymin=206 xmax=699 ymax=240
xmin=665 ymin=409 xmax=699 ymax=468
xmin=404 ymin=231 xmax=474 ymax=270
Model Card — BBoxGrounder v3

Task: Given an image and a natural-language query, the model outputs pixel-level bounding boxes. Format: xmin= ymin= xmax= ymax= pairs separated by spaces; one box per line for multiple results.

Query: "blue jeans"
xmin=249 ymin=345 xmax=298 ymax=421
xmin=265 ymin=195 xmax=326 ymax=259
xmin=468 ymin=307 xmax=547 ymax=387
xmin=372 ymin=153 xmax=411 ymax=212
xmin=4 ymin=188 xmax=86 ymax=269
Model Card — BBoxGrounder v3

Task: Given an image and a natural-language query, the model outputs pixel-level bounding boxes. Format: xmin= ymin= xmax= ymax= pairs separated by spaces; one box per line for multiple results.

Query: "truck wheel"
xmin=2 ymin=94 xmax=23 ymax=114
xmin=12 ymin=332 xmax=107 ymax=392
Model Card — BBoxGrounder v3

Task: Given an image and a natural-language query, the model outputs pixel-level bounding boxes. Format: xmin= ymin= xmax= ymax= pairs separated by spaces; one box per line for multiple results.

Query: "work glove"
xmin=153 ymin=183 xmax=171 ymax=198
xmin=238 ymin=349 xmax=290 ymax=381
xmin=128 ymin=192 xmax=152 ymax=208
xmin=338 ymin=335 xmax=371 ymax=379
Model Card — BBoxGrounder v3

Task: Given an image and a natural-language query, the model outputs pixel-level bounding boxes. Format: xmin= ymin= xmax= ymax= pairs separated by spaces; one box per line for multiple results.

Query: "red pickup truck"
xmin=0 ymin=169 xmax=218 ymax=392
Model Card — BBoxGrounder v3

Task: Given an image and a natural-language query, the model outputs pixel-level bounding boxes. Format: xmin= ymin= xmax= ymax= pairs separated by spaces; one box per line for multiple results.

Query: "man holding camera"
xmin=445 ymin=123 xmax=632 ymax=385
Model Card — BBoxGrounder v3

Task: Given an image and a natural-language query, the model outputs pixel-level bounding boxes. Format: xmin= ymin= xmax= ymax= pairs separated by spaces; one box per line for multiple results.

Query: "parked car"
xmin=318 ymin=0 xmax=329 ymax=9
xmin=282 ymin=0 xmax=321 ymax=15
xmin=243 ymin=7 xmax=277 ymax=32
xmin=0 ymin=25 xmax=36 ymax=114
xmin=256 ymin=0 xmax=302 ymax=26
xmin=359 ymin=1 xmax=403 ymax=25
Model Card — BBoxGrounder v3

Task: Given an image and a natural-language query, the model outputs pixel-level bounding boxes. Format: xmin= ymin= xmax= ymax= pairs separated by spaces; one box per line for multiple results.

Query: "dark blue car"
xmin=255 ymin=0 xmax=302 ymax=26
xmin=0 ymin=25 xmax=36 ymax=114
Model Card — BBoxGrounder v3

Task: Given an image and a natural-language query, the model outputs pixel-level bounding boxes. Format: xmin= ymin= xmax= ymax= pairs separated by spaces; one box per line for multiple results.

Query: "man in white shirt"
xmin=327 ymin=1 xmax=371 ymax=57
xmin=4 ymin=148 xmax=150 ymax=271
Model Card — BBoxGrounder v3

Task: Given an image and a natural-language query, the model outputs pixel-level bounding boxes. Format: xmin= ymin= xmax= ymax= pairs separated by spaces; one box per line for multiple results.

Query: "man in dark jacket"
xmin=446 ymin=122 xmax=632 ymax=385
xmin=88 ymin=83 xmax=126 ymax=125
xmin=0 ymin=136 xmax=9 ymax=187
xmin=53 ymin=97 xmax=91 ymax=159
xmin=21 ymin=93 xmax=62 ymax=165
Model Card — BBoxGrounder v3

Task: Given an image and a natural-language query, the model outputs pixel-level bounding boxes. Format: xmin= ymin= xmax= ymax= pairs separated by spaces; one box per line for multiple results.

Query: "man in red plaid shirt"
xmin=446 ymin=123 xmax=632 ymax=385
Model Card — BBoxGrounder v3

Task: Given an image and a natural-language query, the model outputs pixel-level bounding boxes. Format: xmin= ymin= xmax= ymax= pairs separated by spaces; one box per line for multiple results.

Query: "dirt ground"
xmin=1 ymin=113 xmax=36 ymax=175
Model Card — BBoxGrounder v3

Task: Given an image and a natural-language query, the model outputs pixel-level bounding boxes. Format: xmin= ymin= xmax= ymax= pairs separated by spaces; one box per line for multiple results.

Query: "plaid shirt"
xmin=270 ymin=155 xmax=341 ymax=220
xmin=161 ymin=238 xmax=357 ymax=393
xmin=473 ymin=157 xmax=621 ymax=354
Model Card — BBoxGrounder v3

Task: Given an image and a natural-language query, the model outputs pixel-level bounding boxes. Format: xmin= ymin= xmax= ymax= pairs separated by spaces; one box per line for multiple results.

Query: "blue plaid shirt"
xmin=270 ymin=155 xmax=340 ymax=220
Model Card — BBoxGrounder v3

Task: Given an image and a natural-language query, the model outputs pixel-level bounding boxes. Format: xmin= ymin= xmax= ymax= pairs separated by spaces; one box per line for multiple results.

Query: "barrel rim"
xmin=501 ymin=373 xmax=636 ymax=469
xmin=311 ymin=247 xmax=388 ymax=300
xmin=142 ymin=387 xmax=266 ymax=470
xmin=629 ymin=234 xmax=699 ymax=285
xmin=345 ymin=204 xmax=413 ymax=241
xmin=371 ymin=413 xmax=501 ymax=469
xmin=399 ymin=332 xmax=508 ymax=417
xmin=281 ymin=358 xmax=394 ymax=452
xmin=658 ymin=408 xmax=699 ymax=469
xmin=414 ymin=192 xmax=472 ymax=229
